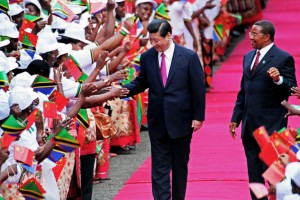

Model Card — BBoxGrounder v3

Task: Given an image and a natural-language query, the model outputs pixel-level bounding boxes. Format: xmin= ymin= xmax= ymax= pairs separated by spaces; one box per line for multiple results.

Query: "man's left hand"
xmin=267 ymin=67 xmax=280 ymax=82
xmin=192 ymin=120 xmax=203 ymax=132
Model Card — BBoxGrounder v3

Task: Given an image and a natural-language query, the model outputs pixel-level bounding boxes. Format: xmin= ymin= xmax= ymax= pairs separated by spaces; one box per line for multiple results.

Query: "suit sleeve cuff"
xmin=274 ymin=76 xmax=283 ymax=85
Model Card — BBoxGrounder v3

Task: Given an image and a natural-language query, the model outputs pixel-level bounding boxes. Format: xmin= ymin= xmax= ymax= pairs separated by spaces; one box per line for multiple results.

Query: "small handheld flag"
xmin=31 ymin=75 xmax=56 ymax=95
xmin=1 ymin=115 xmax=26 ymax=136
xmin=154 ymin=3 xmax=170 ymax=22
xmin=43 ymin=101 xmax=58 ymax=119
xmin=52 ymin=0 xmax=75 ymax=22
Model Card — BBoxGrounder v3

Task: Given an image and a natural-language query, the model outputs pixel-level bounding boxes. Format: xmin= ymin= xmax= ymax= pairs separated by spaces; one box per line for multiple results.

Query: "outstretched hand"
xmin=110 ymin=86 xmax=129 ymax=98
xmin=96 ymin=51 xmax=109 ymax=70
xmin=108 ymin=69 xmax=128 ymax=82
xmin=291 ymin=86 xmax=300 ymax=98
xmin=53 ymin=118 xmax=74 ymax=135
xmin=81 ymin=83 xmax=98 ymax=96
xmin=281 ymin=100 xmax=300 ymax=117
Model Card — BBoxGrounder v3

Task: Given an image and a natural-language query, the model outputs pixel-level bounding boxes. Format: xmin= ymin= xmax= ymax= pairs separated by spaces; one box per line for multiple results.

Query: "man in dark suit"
xmin=229 ymin=20 xmax=297 ymax=200
xmin=123 ymin=19 xmax=206 ymax=200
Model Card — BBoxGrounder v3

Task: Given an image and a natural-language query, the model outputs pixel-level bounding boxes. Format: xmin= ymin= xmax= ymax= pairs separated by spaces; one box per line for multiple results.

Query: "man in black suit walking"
xmin=123 ymin=19 xmax=206 ymax=200
xmin=229 ymin=20 xmax=297 ymax=200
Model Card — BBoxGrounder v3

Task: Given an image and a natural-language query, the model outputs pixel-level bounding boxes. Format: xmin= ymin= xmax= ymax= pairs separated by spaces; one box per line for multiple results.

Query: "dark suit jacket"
xmin=231 ymin=45 xmax=297 ymax=138
xmin=123 ymin=44 xmax=206 ymax=139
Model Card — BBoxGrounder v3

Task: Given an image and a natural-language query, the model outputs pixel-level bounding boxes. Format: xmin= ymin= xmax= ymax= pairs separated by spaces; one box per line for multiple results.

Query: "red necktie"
xmin=251 ymin=51 xmax=260 ymax=73
xmin=161 ymin=53 xmax=167 ymax=86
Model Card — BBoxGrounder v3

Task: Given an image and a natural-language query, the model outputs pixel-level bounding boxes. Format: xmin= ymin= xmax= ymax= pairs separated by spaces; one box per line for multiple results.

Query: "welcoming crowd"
xmin=0 ymin=0 xmax=275 ymax=199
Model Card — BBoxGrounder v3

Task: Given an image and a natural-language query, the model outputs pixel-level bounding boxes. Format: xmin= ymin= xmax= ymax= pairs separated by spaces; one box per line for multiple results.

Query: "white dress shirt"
xmin=251 ymin=43 xmax=283 ymax=84
xmin=250 ymin=43 xmax=273 ymax=70
xmin=158 ymin=40 xmax=175 ymax=78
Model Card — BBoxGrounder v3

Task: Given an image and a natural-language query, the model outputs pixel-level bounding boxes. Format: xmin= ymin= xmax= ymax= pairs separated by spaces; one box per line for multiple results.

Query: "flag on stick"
xmin=14 ymin=145 xmax=34 ymax=166
xmin=31 ymin=75 xmax=56 ymax=95
xmin=262 ymin=161 xmax=285 ymax=185
xmin=0 ymin=70 xmax=9 ymax=88
xmin=87 ymin=1 xmax=106 ymax=14
xmin=63 ymin=55 xmax=83 ymax=81
xmin=154 ymin=3 xmax=170 ymax=22
xmin=19 ymin=177 xmax=46 ymax=200
xmin=52 ymin=0 xmax=75 ymax=22
xmin=1 ymin=115 xmax=26 ymax=136
xmin=253 ymin=126 xmax=270 ymax=149
xmin=21 ymin=14 xmax=43 ymax=30
xmin=49 ymin=90 xmax=69 ymax=112
xmin=54 ymin=128 xmax=80 ymax=152
xmin=43 ymin=101 xmax=58 ymax=119
xmin=0 ymin=0 xmax=9 ymax=13
xmin=77 ymin=108 xmax=89 ymax=129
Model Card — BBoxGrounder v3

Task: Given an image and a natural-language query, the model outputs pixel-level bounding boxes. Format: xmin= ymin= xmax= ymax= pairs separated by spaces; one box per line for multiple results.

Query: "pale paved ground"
xmin=92 ymin=131 xmax=151 ymax=200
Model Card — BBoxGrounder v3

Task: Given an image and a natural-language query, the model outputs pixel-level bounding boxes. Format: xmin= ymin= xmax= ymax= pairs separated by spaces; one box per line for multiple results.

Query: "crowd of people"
xmin=1 ymin=0 xmax=298 ymax=199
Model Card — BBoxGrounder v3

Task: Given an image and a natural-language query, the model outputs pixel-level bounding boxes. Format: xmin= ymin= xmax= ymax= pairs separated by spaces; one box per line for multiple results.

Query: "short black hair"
xmin=26 ymin=60 xmax=50 ymax=77
xmin=147 ymin=19 xmax=172 ymax=37
xmin=254 ymin=20 xmax=275 ymax=42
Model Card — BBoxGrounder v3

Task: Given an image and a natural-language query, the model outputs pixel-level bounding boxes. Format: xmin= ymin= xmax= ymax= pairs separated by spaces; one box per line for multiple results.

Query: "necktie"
xmin=161 ymin=53 xmax=167 ymax=86
xmin=251 ymin=50 xmax=260 ymax=73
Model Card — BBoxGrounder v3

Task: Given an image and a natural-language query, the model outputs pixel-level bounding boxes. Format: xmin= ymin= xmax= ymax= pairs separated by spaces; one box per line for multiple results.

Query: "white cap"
xmin=37 ymin=24 xmax=61 ymax=40
xmin=283 ymin=194 xmax=300 ymax=200
xmin=89 ymin=0 xmax=118 ymax=8
xmin=66 ymin=4 xmax=86 ymax=15
xmin=28 ymin=87 xmax=38 ymax=100
xmin=36 ymin=31 xmax=59 ymax=54
xmin=0 ymin=13 xmax=19 ymax=39
xmin=0 ymin=89 xmax=9 ymax=120
xmin=285 ymin=162 xmax=300 ymax=188
xmin=276 ymin=179 xmax=293 ymax=200
xmin=80 ymin=11 xmax=91 ymax=21
xmin=0 ymin=40 xmax=10 ymax=48
xmin=57 ymin=43 xmax=72 ymax=57
xmin=61 ymin=23 xmax=92 ymax=44
xmin=135 ymin=0 xmax=157 ymax=8
xmin=8 ymin=3 xmax=24 ymax=16
xmin=9 ymin=86 xmax=36 ymax=110
xmin=9 ymin=72 xmax=36 ymax=90
xmin=73 ymin=18 xmax=89 ymax=29
xmin=0 ymin=51 xmax=18 ymax=73
xmin=115 ymin=0 xmax=125 ymax=3
xmin=51 ymin=15 xmax=68 ymax=29
xmin=17 ymin=49 xmax=43 ymax=69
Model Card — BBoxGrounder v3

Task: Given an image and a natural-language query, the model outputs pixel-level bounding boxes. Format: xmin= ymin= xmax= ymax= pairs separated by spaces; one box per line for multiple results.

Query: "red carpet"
xmin=114 ymin=0 xmax=300 ymax=199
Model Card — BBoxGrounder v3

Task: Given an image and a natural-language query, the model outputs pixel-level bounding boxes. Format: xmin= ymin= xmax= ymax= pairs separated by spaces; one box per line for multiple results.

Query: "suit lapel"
xmin=251 ymin=46 xmax=276 ymax=76
xmin=245 ymin=51 xmax=256 ymax=77
xmin=151 ymin=50 xmax=164 ymax=87
xmin=165 ymin=45 xmax=181 ymax=88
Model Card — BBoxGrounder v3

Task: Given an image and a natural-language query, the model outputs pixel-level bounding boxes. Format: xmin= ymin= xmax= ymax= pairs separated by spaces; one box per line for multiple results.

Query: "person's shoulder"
xmin=273 ymin=45 xmax=293 ymax=57
xmin=245 ymin=49 xmax=256 ymax=57
xmin=176 ymin=45 xmax=197 ymax=57
xmin=141 ymin=47 xmax=156 ymax=58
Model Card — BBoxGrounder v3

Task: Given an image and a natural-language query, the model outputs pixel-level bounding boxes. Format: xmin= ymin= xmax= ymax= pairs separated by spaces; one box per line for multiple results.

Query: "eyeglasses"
xmin=249 ymin=32 xmax=265 ymax=37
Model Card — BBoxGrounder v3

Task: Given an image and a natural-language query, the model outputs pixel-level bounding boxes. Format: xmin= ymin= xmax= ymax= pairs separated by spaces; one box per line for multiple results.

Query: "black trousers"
xmin=150 ymin=133 xmax=192 ymax=200
xmin=80 ymin=154 xmax=96 ymax=200
xmin=242 ymin=131 xmax=268 ymax=200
